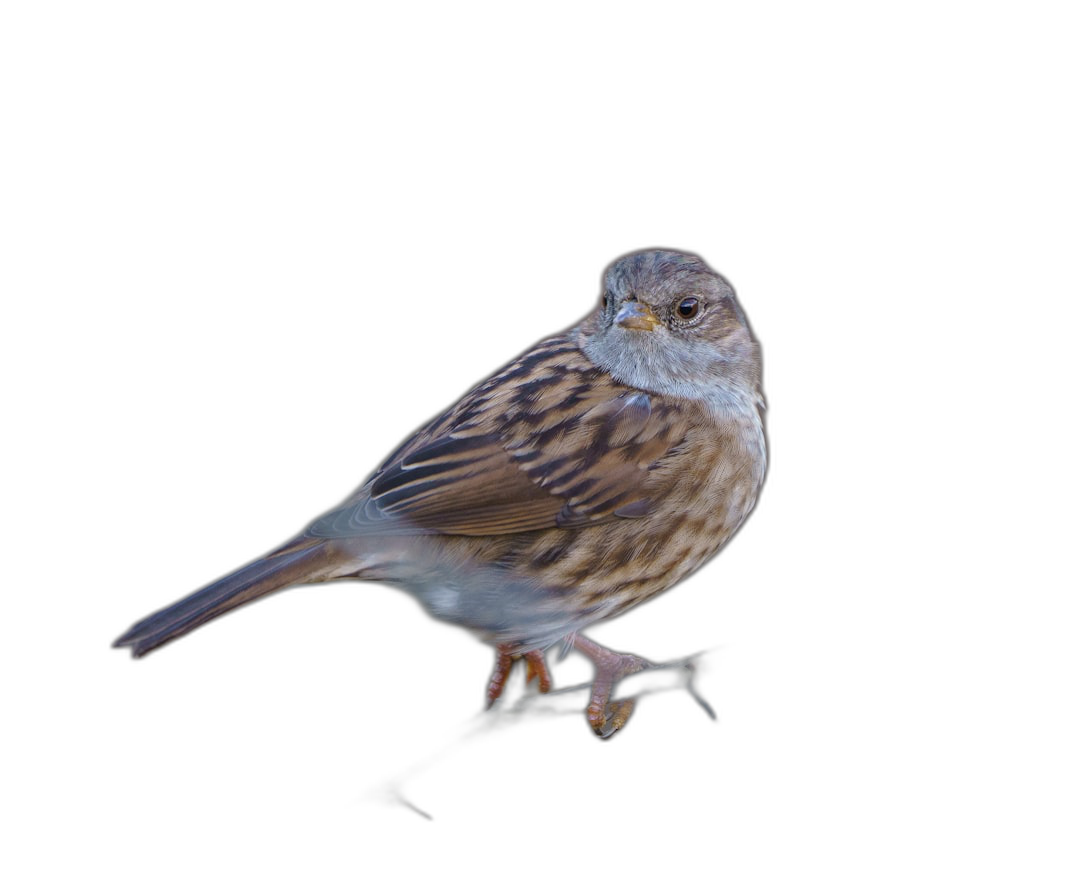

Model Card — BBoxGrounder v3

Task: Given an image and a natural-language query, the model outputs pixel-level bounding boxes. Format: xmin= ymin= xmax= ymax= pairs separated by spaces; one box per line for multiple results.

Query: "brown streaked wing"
xmin=307 ymin=341 xmax=690 ymax=538
xmin=367 ymin=433 xmax=565 ymax=535
xmin=504 ymin=390 xmax=690 ymax=522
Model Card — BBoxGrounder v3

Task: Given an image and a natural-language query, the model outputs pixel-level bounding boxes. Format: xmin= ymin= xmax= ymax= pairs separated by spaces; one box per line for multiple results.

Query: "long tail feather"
xmin=113 ymin=541 xmax=331 ymax=657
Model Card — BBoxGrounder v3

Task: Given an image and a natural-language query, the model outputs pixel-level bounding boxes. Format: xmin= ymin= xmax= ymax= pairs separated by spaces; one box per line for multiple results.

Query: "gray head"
xmin=579 ymin=249 xmax=761 ymax=406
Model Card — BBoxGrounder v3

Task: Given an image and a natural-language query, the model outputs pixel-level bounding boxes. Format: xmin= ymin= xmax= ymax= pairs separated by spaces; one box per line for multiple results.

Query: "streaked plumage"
xmin=115 ymin=249 xmax=766 ymax=737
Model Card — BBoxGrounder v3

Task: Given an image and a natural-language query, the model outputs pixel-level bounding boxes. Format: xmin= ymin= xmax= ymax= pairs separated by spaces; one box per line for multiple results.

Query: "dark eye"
xmin=676 ymin=297 xmax=700 ymax=320
xmin=602 ymin=293 xmax=608 ymax=308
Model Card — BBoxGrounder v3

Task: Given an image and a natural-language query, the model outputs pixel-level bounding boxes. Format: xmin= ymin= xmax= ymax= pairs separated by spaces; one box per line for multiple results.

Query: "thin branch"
xmin=464 ymin=648 xmax=717 ymax=734
xmin=367 ymin=643 xmax=721 ymax=816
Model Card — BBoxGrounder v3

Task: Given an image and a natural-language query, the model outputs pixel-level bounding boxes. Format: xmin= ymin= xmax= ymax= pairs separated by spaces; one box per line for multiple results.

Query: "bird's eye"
xmin=676 ymin=297 xmax=700 ymax=320
xmin=602 ymin=293 xmax=608 ymax=308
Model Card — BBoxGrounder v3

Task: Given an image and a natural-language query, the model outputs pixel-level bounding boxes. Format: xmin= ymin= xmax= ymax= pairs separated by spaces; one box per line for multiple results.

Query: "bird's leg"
xmin=571 ymin=634 xmax=655 ymax=739
xmin=523 ymin=650 xmax=553 ymax=693
xmin=485 ymin=645 xmax=515 ymax=707
xmin=485 ymin=644 xmax=553 ymax=708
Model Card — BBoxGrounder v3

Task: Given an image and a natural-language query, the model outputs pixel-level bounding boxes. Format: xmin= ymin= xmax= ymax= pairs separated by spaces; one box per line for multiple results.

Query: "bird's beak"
xmin=614 ymin=301 xmax=661 ymax=332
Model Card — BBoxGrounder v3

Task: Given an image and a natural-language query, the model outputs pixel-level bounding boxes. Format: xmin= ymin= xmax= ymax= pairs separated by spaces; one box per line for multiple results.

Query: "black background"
xmin=61 ymin=98 xmax=920 ymax=855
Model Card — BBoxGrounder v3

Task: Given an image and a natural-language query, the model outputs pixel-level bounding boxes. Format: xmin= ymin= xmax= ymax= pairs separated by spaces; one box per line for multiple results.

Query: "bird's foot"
xmin=570 ymin=634 xmax=655 ymax=739
xmin=485 ymin=644 xmax=553 ymax=708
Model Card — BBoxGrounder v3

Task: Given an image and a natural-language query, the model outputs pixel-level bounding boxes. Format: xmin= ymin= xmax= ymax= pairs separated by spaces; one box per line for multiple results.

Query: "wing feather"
xmin=306 ymin=337 xmax=691 ymax=539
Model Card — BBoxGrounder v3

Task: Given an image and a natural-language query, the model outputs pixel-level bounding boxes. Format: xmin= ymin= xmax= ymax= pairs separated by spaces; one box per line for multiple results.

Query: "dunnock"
xmin=115 ymin=249 xmax=766 ymax=737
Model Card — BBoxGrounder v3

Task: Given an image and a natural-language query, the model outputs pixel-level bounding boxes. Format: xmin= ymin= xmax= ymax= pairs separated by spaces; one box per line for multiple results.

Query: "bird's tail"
xmin=113 ymin=539 xmax=335 ymax=658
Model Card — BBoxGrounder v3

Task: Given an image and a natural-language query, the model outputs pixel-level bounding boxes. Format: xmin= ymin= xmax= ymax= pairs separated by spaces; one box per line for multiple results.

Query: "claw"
xmin=571 ymin=634 xmax=655 ymax=739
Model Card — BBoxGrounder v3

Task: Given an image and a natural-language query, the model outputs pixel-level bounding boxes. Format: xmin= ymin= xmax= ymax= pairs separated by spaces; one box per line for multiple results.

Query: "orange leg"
xmin=485 ymin=644 xmax=553 ymax=707
xmin=523 ymin=650 xmax=553 ymax=693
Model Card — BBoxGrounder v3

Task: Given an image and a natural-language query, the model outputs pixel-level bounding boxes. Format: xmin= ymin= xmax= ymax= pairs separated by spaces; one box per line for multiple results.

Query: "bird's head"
xmin=580 ymin=249 xmax=761 ymax=405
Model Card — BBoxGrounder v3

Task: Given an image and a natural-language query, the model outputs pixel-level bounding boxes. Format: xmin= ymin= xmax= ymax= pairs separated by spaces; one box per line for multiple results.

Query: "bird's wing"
xmin=307 ymin=339 xmax=692 ymax=538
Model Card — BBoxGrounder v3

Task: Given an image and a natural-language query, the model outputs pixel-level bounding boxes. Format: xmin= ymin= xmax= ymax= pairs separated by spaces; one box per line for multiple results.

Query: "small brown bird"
xmin=114 ymin=249 xmax=767 ymax=737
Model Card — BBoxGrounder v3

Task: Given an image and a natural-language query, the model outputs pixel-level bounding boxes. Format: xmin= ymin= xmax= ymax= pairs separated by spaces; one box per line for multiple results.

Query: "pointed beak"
xmin=614 ymin=301 xmax=662 ymax=332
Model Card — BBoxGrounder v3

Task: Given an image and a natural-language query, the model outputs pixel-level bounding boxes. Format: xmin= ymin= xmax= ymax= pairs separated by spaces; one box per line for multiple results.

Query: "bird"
xmin=114 ymin=249 xmax=767 ymax=738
